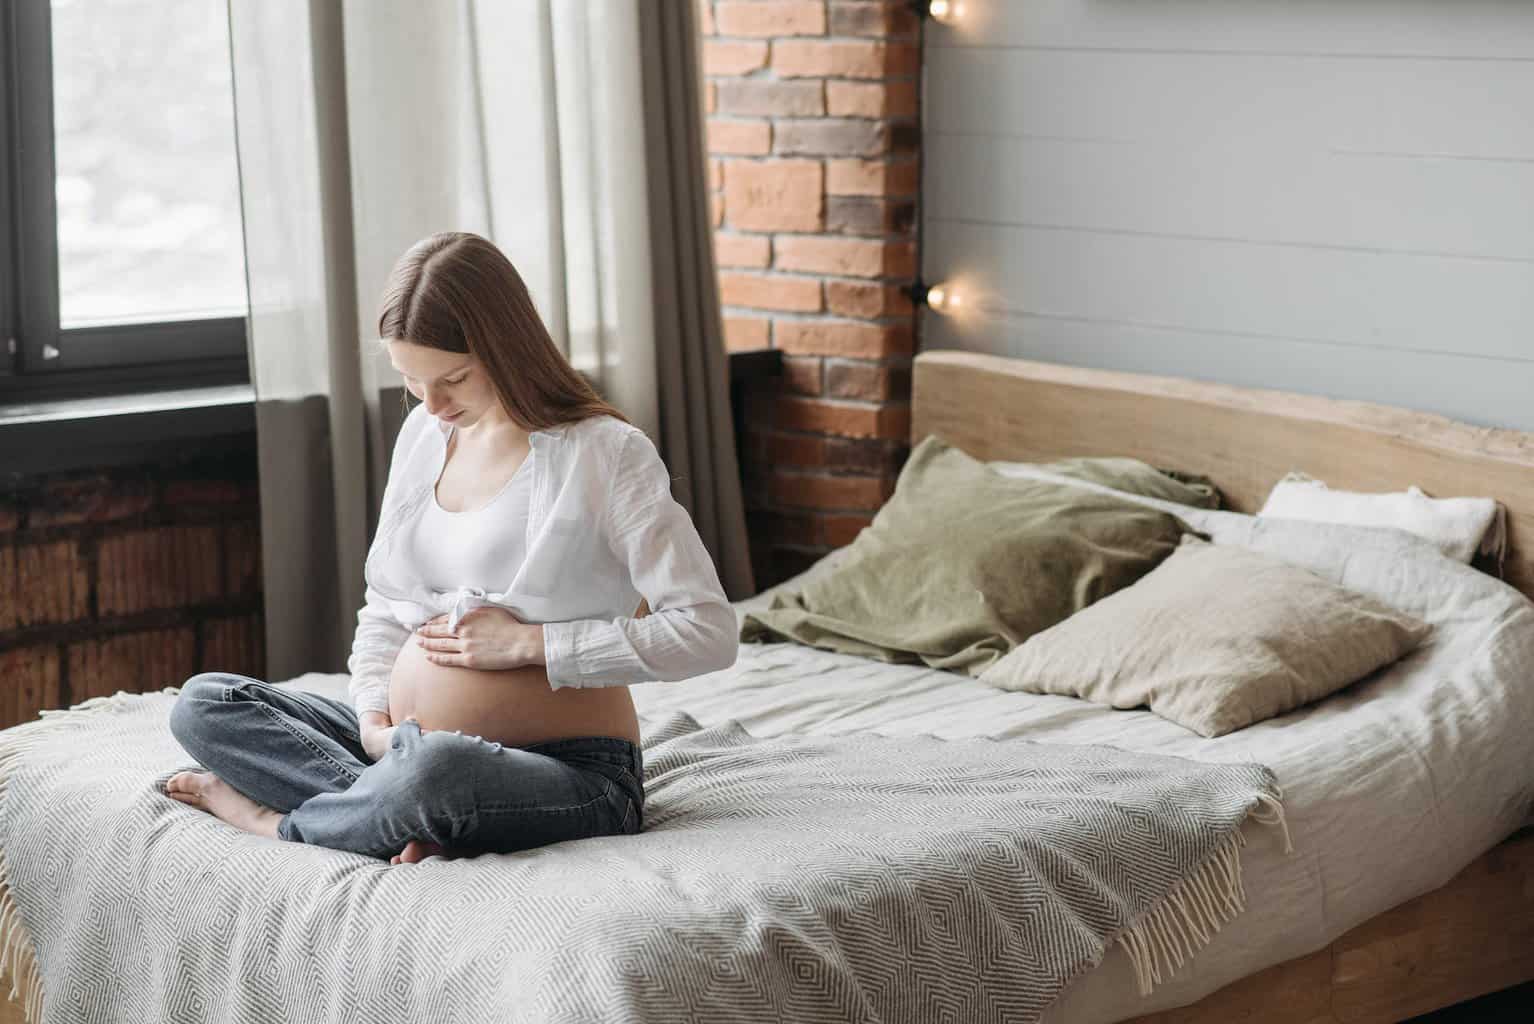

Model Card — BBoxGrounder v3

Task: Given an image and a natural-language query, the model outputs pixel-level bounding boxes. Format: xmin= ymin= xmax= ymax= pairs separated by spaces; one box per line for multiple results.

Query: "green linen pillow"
xmin=978 ymin=535 xmax=1433 ymax=737
xmin=992 ymin=457 xmax=1223 ymax=510
xmin=740 ymin=435 xmax=1197 ymax=674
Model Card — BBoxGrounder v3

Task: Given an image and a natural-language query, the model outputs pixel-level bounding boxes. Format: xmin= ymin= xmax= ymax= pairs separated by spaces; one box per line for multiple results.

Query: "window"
xmin=1 ymin=0 xmax=250 ymax=405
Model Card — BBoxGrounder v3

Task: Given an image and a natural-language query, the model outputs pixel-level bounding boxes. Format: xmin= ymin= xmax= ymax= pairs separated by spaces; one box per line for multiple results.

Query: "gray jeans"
xmin=167 ymin=672 xmax=644 ymax=860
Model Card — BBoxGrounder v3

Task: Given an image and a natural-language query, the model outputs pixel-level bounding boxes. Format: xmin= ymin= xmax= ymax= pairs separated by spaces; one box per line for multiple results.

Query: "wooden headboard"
xmin=911 ymin=350 xmax=1534 ymax=601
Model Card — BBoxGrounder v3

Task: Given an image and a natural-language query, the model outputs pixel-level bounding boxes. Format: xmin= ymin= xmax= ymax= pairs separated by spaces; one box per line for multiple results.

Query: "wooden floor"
xmin=1407 ymin=981 xmax=1534 ymax=1022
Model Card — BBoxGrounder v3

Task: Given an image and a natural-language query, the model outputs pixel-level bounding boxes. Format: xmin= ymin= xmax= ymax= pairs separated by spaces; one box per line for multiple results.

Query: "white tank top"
xmin=397 ymin=441 xmax=534 ymax=594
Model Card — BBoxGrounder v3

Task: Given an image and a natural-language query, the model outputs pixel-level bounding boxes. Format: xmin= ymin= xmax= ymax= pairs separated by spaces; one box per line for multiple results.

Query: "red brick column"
xmin=700 ymin=0 xmax=920 ymax=587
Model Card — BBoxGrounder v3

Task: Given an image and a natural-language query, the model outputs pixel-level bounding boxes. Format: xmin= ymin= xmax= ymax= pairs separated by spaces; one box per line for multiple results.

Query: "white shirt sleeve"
xmin=542 ymin=429 xmax=739 ymax=689
xmin=345 ymin=406 xmax=423 ymax=717
xmin=346 ymin=580 xmax=408 ymax=716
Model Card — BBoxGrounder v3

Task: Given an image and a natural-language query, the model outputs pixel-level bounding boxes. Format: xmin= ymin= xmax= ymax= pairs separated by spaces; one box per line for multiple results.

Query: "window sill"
xmin=0 ymin=384 xmax=257 ymax=479
xmin=0 ymin=349 xmax=783 ymax=481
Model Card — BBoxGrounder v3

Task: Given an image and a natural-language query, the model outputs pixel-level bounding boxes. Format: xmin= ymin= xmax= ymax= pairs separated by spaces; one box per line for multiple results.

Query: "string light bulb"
xmin=911 ymin=281 xmax=962 ymax=314
xmin=930 ymin=285 xmax=962 ymax=312
xmin=927 ymin=0 xmax=964 ymax=24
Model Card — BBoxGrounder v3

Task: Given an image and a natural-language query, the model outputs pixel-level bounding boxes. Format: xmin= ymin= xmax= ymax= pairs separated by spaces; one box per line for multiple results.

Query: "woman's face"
xmin=387 ymin=339 xmax=499 ymax=428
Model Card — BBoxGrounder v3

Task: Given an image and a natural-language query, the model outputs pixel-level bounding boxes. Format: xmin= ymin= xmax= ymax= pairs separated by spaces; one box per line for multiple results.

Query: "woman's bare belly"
xmin=387 ymin=637 xmax=640 ymax=747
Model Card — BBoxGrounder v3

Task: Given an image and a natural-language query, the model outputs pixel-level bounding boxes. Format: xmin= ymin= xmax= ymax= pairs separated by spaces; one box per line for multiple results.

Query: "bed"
xmin=915 ymin=351 xmax=1534 ymax=1021
xmin=1 ymin=350 xmax=1531 ymax=1023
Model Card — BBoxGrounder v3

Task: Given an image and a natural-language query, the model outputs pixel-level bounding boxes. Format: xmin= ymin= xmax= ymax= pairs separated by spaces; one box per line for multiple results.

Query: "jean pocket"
xmin=612 ymin=778 xmax=644 ymax=834
xmin=596 ymin=775 xmax=638 ymax=835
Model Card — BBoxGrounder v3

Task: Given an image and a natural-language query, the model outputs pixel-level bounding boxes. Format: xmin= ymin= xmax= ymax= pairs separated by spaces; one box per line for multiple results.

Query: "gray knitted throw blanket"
xmin=0 ymin=687 xmax=1289 ymax=1023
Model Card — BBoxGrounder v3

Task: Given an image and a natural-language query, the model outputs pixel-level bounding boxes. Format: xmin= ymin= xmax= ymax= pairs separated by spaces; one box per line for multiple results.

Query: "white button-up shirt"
xmin=346 ymin=403 xmax=738 ymax=716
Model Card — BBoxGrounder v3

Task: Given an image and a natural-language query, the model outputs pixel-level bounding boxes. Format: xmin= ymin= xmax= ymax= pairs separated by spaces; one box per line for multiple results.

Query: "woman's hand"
xmin=414 ymin=607 xmax=545 ymax=671
xmin=360 ymin=715 xmax=425 ymax=762
xmin=361 ymin=721 xmax=399 ymax=762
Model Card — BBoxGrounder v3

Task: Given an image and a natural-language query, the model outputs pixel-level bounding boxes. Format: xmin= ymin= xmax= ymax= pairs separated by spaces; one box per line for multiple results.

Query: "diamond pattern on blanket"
xmin=0 ymin=688 xmax=1284 ymax=1024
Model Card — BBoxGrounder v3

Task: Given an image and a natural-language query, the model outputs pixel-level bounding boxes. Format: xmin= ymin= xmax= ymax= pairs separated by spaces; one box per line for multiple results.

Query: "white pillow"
xmin=1258 ymin=473 xmax=1506 ymax=566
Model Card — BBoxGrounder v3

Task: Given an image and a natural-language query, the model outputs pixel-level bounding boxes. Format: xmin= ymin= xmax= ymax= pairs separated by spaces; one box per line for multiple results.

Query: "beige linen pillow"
xmin=978 ymin=535 xmax=1433 ymax=737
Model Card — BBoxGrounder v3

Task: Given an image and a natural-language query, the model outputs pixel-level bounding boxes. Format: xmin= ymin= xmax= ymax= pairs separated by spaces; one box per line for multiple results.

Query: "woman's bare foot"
xmin=389 ymin=838 xmax=464 ymax=865
xmin=164 ymin=770 xmax=282 ymax=839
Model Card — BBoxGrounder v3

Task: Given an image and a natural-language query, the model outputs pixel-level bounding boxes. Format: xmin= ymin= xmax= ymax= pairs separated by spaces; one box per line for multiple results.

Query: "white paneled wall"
xmin=920 ymin=0 xmax=1534 ymax=429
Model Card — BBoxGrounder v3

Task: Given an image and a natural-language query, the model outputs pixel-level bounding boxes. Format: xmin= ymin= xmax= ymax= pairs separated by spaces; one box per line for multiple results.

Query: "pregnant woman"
xmin=162 ymin=231 xmax=738 ymax=864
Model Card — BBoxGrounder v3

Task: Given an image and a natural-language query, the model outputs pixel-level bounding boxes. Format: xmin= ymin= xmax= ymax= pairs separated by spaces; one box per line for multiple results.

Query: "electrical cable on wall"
xmin=909 ymin=1 xmax=970 ymax=325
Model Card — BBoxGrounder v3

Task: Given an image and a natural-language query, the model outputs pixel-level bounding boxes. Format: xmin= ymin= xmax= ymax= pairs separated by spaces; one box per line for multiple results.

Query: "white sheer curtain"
xmin=228 ymin=0 xmax=749 ymax=680
xmin=343 ymin=0 xmax=662 ymax=438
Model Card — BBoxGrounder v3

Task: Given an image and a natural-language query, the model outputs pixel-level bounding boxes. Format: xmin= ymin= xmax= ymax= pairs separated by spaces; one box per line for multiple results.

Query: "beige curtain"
xmin=635 ymin=2 xmax=754 ymax=600
xmin=228 ymin=0 xmax=752 ymax=679
xmin=228 ymin=0 xmax=369 ymax=681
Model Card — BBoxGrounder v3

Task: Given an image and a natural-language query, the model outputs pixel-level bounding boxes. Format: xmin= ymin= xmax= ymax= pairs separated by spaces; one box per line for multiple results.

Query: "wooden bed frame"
xmin=912 ymin=350 xmax=1534 ymax=1024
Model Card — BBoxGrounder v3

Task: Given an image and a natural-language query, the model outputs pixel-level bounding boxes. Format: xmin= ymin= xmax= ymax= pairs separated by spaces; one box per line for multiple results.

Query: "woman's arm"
xmin=347 ymin=581 xmax=409 ymax=715
xmin=541 ymin=430 xmax=738 ymax=689
xmin=346 ymin=403 xmax=428 ymax=716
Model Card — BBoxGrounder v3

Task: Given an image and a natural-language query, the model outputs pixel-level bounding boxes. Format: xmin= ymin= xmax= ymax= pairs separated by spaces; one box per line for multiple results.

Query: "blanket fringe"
xmin=1115 ymin=792 xmax=1294 ymax=998
xmin=1249 ymin=791 xmax=1295 ymax=855
xmin=0 ymin=846 xmax=42 ymax=1023
xmin=0 ymin=687 xmax=167 ymax=1023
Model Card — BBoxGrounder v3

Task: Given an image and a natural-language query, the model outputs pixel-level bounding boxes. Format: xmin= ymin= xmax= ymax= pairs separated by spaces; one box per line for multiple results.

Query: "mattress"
xmin=278 ymin=498 xmax=1534 ymax=1022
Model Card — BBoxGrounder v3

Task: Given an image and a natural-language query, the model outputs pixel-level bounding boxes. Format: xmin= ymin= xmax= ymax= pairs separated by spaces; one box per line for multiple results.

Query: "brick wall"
xmin=700 ymin=0 xmax=920 ymax=588
xmin=0 ymin=450 xmax=265 ymax=728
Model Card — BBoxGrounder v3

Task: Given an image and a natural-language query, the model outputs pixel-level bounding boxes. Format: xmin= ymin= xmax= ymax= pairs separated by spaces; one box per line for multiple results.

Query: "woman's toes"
xmin=164 ymin=770 xmax=211 ymax=803
xmin=392 ymin=839 xmax=447 ymax=864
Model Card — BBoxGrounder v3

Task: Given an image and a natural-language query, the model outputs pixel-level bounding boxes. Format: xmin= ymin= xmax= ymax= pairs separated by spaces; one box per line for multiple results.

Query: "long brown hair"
xmin=376 ymin=231 xmax=628 ymax=430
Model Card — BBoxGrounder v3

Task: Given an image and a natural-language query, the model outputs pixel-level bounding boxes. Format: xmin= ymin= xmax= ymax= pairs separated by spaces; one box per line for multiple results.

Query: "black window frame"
xmin=0 ymin=0 xmax=251 ymax=408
